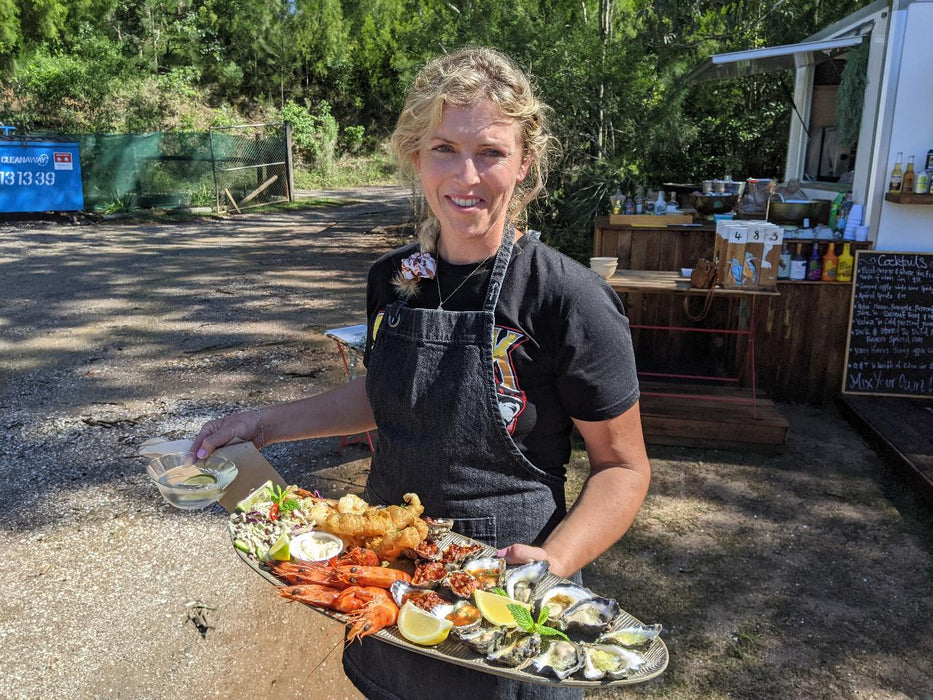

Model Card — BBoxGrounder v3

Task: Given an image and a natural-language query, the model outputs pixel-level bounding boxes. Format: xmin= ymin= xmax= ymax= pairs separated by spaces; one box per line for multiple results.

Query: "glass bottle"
xmin=667 ymin=191 xmax=678 ymax=214
xmin=888 ymin=152 xmax=904 ymax=193
xmin=655 ymin=190 xmax=667 ymax=216
xmin=623 ymin=192 xmax=635 ymax=214
xmin=610 ymin=185 xmax=624 ymax=215
xmin=789 ymin=243 xmax=808 ymax=281
xmin=777 ymin=243 xmax=792 ymax=280
xmin=837 ymin=243 xmax=854 ymax=282
xmin=821 ymin=242 xmax=838 ymax=281
xmin=634 ymin=188 xmax=645 ymax=214
xmin=807 ymin=243 xmax=822 ymax=281
xmin=798 ymin=217 xmax=813 ymax=239
xmin=914 ymin=168 xmax=930 ymax=195
xmin=902 ymin=155 xmax=916 ymax=193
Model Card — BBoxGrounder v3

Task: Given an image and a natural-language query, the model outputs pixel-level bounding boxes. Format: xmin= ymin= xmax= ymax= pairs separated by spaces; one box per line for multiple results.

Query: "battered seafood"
xmin=299 ymin=491 xmax=429 ymax=561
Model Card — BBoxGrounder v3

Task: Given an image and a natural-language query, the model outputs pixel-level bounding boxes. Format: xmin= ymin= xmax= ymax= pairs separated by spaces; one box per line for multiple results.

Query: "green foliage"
xmin=340 ymin=125 xmax=365 ymax=154
xmin=281 ymin=99 xmax=338 ymax=172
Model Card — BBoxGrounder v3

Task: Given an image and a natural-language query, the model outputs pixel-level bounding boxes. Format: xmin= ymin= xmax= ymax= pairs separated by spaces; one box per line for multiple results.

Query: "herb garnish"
xmin=268 ymin=483 xmax=299 ymax=521
xmin=507 ymin=604 xmax=570 ymax=641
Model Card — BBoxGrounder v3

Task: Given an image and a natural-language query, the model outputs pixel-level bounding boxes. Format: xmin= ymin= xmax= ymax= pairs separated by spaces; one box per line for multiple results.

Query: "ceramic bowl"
xmin=589 ymin=257 xmax=618 ymax=279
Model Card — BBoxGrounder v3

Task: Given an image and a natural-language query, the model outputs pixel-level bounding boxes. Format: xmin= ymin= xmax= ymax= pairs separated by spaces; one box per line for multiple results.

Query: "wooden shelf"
xmin=885 ymin=192 xmax=933 ymax=204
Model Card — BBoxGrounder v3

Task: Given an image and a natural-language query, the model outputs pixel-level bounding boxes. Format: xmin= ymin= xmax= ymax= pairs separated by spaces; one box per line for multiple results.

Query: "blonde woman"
xmin=192 ymin=47 xmax=650 ymax=699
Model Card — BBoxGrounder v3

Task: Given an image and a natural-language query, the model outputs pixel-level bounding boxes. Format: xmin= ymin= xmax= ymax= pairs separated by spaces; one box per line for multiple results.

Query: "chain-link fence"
xmin=210 ymin=123 xmax=293 ymax=212
xmin=6 ymin=124 xmax=292 ymax=213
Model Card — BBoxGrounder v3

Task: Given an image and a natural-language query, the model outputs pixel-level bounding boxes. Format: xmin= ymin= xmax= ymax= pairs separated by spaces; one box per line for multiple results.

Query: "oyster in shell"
xmin=559 ymin=596 xmax=620 ymax=635
xmin=485 ymin=630 xmax=541 ymax=668
xmin=389 ymin=580 xmax=453 ymax=618
xmin=461 ymin=556 xmax=507 ymax=590
xmin=529 ymin=639 xmax=585 ymax=681
xmin=503 ymin=560 xmax=549 ymax=604
xmin=581 ymin=643 xmax=646 ymax=680
xmin=597 ymin=623 xmax=662 ymax=648
xmin=535 ymin=583 xmax=595 ymax=625
xmin=455 ymin=624 xmax=508 ymax=655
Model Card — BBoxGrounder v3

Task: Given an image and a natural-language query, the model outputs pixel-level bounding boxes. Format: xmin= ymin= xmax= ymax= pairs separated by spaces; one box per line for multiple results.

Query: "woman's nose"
xmin=455 ymin=156 xmax=481 ymax=184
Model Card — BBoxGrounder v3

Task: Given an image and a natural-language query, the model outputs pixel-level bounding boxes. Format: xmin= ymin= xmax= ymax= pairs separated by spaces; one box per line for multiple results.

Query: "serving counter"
xmin=594 ymin=217 xmax=867 ymax=404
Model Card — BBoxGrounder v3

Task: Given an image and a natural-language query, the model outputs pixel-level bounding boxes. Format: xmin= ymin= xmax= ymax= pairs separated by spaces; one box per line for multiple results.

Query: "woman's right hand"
xmin=188 ymin=409 xmax=264 ymax=461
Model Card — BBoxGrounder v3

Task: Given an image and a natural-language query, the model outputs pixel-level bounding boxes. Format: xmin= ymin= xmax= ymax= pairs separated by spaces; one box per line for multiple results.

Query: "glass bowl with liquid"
xmin=147 ymin=451 xmax=238 ymax=510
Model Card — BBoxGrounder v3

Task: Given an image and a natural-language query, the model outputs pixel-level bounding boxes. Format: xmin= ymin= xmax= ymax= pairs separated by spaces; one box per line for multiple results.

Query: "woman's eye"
xmin=432 ymin=144 xmax=454 ymax=153
xmin=482 ymin=149 xmax=505 ymax=158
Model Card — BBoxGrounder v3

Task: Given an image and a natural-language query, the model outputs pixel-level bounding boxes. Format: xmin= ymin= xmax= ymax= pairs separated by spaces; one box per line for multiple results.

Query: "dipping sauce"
xmin=290 ymin=531 xmax=344 ymax=562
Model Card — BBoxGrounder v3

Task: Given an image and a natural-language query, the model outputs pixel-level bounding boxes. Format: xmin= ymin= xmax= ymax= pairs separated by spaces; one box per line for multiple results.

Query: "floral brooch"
xmin=400 ymin=251 xmax=437 ymax=282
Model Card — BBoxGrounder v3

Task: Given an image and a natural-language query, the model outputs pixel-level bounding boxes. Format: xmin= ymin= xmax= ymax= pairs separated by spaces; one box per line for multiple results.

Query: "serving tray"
xmin=230 ymin=526 xmax=668 ymax=687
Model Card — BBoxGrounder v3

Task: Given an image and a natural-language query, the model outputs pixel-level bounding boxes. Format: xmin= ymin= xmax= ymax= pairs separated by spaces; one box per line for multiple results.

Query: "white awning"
xmin=684 ymin=35 xmax=865 ymax=83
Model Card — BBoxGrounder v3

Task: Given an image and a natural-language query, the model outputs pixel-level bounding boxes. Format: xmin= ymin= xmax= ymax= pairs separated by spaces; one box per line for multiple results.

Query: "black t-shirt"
xmin=364 ymin=235 xmax=639 ymax=477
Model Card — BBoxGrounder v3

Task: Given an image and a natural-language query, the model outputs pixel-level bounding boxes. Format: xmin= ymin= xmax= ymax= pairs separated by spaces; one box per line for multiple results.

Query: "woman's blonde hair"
xmin=390 ymin=46 xmax=556 ymax=297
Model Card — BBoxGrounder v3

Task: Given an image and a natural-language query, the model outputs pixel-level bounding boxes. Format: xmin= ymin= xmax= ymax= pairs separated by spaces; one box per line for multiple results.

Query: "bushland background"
xmin=2 ymin=0 xmax=874 ymax=257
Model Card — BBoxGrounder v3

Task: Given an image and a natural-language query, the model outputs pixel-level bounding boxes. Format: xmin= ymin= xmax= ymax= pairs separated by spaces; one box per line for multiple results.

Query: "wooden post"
xmin=284 ymin=121 xmax=295 ymax=202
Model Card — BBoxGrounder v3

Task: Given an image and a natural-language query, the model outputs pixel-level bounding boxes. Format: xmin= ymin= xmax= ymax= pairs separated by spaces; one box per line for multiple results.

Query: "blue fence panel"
xmin=0 ymin=141 xmax=84 ymax=213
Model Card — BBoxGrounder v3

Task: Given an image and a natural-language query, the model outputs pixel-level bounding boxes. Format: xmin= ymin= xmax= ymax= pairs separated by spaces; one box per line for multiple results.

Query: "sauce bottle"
xmin=789 ymin=243 xmax=808 ymax=281
xmin=807 ymin=243 xmax=822 ymax=281
xmin=655 ymin=190 xmax=667 ymax=216
xmin=837 ymin=243 xmax=854 ymax=282
xmin=821 ymin=242 xmax=838 ymax=281
xmin=798 ymin=218 xmax=813 ymax=239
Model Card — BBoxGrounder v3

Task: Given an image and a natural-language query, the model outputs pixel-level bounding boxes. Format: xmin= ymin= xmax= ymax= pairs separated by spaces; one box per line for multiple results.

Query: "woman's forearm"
xmin=263 ymin=376 xmax=376 ymax=444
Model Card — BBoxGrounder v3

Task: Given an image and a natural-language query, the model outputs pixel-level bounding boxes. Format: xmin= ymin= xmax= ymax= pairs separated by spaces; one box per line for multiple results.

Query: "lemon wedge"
xmin=473 ymin=589 xmax=530 ymax=628
xmin=235 ymin=480 xmax=274 ymax=512
xmin=396 ymin=601 xmax=454 ymax=646
xmin=268 ymin=532 xmax=290 ymax=561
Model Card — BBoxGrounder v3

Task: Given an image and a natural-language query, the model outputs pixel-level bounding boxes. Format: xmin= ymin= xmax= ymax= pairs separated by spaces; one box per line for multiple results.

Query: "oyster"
xmin=558 ymin=596 xmax=621 ymax=636
xmin=444 ymin=600 xmax=483 ymax=632
xmin=535 ymin=583 xmax=594 ymax=625
xmin=597 ymin=623 xmax=662 ymax=648
xmin=581 ymin=643 xmax=646 ymax=680
xmin=389 ymin=580 xmax=453 ymax=618
xmin=444 ymin=570 xmax=479 ymax=599
xmin=529 ymin=639 xmax=585 ymax=681
xmin=454 ymin=624 xmax=508 ymax=655
xmin=503 ymin=560 xmax=549 ymax=604
xmin=460 ymin=556 xmax=507 ymax=590
xmin=485 ymin=630 xmax=541 ymax=668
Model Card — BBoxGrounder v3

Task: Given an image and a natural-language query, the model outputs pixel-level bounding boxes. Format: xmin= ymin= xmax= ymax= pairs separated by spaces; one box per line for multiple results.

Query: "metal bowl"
xmin=690 ymin=193 xmax=738 ymax=215
xmin=766 ymin=200 xmax=830 ymax=225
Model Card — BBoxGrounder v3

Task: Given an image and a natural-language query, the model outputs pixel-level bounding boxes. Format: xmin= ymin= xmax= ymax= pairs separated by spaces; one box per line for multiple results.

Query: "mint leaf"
xmin=537 ymin=605 xmax=550 ymax=626
xmin=491 ymin=587 xmax=508 ymax=597
xmin=536 ymin=625 xmax=570 ymax=641
xmin=507 ymin=604 xmax=535 ymax=632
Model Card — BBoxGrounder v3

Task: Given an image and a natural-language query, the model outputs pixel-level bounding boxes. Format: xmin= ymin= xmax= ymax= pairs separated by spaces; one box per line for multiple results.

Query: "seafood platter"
xmin=228 ymin=483 xmax=668 ymax=687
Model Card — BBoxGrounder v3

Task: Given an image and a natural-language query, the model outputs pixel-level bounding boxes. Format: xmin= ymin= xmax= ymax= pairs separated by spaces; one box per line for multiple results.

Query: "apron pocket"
xmin=444 ymin=515 xmax=497 ymax=548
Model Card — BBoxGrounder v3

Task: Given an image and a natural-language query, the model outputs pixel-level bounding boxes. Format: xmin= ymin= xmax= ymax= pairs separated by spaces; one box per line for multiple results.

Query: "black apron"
xmin=343 ymin=229 xmax=583 ymax=700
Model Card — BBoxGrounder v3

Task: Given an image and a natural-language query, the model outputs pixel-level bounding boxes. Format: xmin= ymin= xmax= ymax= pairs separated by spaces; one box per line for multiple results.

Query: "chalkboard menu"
xmin=843 ymin=251 xmax=933 ymax=397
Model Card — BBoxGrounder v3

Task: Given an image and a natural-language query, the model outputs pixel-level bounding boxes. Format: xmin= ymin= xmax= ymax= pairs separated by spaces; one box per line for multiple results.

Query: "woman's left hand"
xmin=496 ymin=544 xmax=569 ymax=579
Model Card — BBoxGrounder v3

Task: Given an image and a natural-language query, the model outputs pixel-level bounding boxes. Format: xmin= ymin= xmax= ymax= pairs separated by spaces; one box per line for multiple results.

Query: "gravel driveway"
xmin=1 ymin=188 xmax=931 ymax=699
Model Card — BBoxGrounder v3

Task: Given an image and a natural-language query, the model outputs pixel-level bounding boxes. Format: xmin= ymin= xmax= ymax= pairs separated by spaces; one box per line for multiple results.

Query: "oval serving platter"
xmin=229 ymin=525 xmax=669 ymax=687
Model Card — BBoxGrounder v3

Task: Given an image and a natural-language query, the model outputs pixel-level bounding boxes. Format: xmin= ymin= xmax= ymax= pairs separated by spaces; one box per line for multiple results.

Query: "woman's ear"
xmin=516 ymin=151 xmax=534 ymax=182
xmin=412 ymin=151 xmax=421 ymax=175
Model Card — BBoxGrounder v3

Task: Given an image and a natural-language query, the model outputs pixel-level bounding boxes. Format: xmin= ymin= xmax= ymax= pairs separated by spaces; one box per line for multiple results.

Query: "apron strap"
xmin=482 ymin=222 xmax=515 ymax=315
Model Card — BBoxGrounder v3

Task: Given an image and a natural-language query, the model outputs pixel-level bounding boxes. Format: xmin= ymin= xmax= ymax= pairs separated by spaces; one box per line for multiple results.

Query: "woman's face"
xmin=413 ymin=99 xmax=530 ymax=262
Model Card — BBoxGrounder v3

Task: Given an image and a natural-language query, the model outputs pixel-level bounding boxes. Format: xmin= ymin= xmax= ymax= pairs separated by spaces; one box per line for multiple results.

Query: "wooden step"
xmin=638 ymin=382 xmax=789 ymax=452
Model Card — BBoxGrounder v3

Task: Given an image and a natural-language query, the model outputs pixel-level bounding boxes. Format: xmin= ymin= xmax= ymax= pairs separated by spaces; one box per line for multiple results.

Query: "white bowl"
xmin=290 ymin=531 xmax=345 ymax=562
xmin=589 ymin=257 xmax=618 ymax=279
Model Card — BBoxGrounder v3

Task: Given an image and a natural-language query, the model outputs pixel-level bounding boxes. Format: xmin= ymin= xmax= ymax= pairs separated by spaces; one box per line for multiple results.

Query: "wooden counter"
xmin=594 ymin=218 xmax=868 ymax=404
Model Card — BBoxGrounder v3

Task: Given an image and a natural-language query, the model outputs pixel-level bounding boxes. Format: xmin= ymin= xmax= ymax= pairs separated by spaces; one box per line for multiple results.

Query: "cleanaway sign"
xmin=0 ymin=141 xmax=84 ymax=213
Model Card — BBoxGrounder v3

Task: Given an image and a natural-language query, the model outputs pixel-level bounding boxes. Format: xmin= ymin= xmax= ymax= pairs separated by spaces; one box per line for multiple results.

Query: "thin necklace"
xmin=436 ymin=253 xmax=495 ymax=309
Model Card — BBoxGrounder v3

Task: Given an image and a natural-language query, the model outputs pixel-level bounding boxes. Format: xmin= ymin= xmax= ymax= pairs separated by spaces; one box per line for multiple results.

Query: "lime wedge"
xmin=182 ymin=473 xmax=218 ymax=486
xmin=269 ymin=532 xmax=290 ymax=561
xmin=235 ymin=480 xmax=274 ymax=512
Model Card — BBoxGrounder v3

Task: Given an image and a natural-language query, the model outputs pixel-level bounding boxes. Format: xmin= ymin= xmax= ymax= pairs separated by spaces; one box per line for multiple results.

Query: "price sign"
xmin=0 ymin=141 xmax=84 ymax=213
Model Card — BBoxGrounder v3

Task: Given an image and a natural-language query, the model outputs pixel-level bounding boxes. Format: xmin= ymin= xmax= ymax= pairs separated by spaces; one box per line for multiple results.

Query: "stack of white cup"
xmin=844 ymin=204 xmax=864 ymax=241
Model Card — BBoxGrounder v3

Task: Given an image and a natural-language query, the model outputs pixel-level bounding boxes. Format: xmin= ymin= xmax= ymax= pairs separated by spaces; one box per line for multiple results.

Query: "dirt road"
xmin=1 ymin=190 xmax=931 ymax=699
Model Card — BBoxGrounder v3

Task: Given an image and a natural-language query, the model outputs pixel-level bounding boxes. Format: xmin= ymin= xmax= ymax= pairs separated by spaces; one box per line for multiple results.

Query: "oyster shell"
xmin=460 ymin=556 xmax=507 ymax=590
xmin=503 ymin=560 xmax=549 ymax=604
xmin=529 ymin=639 xmax=585 ymax=681
xmin=558 ymin=596 xmax=621 ymax=636
xmin=581 ymin=643 xmax=646 ymax=680
xmin=485 ymin=630 xmax=541 ymax=668
xmin=535 ymin=583 xmax=595 ymax=625
xmin=444 ymin=599 xmax=482 ymax=633
xmin=454 ymin=624 xmax=508 ymax=655
xmin=389 ymin=580 xmax=453 ymax=618
xmin=597 ymin=623 xmax=662 ymax=648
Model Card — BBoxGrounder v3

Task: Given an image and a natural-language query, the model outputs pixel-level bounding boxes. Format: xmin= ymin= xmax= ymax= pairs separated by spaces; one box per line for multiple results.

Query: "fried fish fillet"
xmin=302 ymin=492 xmax=429 ymax=561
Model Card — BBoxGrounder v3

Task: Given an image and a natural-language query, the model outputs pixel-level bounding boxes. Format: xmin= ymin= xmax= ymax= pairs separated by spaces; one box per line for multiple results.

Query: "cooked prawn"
xmin=335 ymin=565 xmax=412 ymax=588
